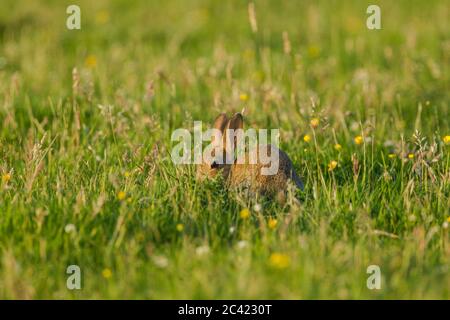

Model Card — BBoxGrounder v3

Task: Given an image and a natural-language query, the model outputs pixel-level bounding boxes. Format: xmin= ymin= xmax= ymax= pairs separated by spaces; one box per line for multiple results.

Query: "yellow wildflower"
xmin=303 ymin=134 xmax=311 ymax=143
xmin=334 ymin=143 xmax=342 ymax=151
xmin=388 ymin=153 xmax=396 ymax=159
xmin=268 ymin=218 xmax=278 ymax=229
xmin=240 ymin=208 xmax=250 ymax=219
xmin=176 ymin=224 xmax=184 ymax=232
xmin=354 ymin=135 xmax=363 ymax=145
xmin=408 ymin=153 xmax=415 ymax=159
xmin=310 ymin=118 xmax=320 ymax=128
xmin=85 ymin=55 xmax=97 ymax=68
xmin=443 ymin=135 xmax=450 ymax=145
xmin=239 ymin=93 xmax=249 ymax=102
xmin=117 ymin=191 xmax=126 ymax=201
xmin=269 ymin=253 xmax=290 ymax=269
xmin=2 ymin=173 xmax=11 ymax=183
xmin=102 ymin=268 xmax=112 ymax=279
xmin=328 ymin=160 xmax=338 ymax=172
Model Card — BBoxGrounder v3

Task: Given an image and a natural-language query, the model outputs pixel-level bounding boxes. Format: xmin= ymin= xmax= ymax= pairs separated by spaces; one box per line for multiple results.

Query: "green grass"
xmin=0 ymin=0 xmax=449 ymax=299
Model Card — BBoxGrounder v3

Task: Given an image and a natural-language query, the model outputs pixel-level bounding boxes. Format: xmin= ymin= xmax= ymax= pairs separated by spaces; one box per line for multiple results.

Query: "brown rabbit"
xmin=197 ymin=112 xmax=304 ymax=196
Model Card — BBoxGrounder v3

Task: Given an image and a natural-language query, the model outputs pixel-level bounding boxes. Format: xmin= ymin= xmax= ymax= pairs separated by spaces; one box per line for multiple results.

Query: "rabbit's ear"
xmin=226 ymin=113 xmax=244 ymax=131
xmin=223 ymin=113 xmax=244 ymax=152
xmin=213 ymin=113 xmax=228 ymax=133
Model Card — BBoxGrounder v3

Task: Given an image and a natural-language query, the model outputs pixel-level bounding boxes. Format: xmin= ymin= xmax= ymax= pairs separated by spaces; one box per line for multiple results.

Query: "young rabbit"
xmin=197 ymin=112 xmax=304 ymax=196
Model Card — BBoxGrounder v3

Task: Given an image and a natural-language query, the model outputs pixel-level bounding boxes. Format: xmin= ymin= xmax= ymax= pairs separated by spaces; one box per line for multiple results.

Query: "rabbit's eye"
xmin=210 ymin=161 xmax=219 ymax=169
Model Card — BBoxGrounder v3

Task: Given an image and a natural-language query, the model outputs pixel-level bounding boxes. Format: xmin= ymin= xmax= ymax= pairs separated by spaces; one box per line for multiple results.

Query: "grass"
xmin=0 ymin=0 xmax=449 ymax=299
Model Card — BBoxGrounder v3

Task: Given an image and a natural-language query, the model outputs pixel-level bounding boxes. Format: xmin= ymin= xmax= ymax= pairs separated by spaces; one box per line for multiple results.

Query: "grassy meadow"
xmin=0 ymin=0 xmax=449 ymax=299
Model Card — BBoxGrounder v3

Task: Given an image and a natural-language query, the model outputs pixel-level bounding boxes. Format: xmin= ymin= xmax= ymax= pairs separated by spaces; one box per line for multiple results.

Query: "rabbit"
xmin=196 ymin=112 xmax=304 ymax=197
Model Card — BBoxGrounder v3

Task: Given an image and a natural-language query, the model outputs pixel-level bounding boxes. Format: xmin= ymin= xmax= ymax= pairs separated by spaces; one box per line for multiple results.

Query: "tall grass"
xmin=0 ymin=0 xmax=448 ymax=298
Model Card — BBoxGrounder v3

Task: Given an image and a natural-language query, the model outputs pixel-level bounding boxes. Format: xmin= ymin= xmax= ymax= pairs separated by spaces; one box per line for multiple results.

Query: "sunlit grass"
xmin=0 ymin=0 xmax=448 ymax=299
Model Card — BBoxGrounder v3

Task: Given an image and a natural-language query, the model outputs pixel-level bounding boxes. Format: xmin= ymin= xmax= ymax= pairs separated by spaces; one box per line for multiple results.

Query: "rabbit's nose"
xmin=210 ymin=161 xmax=219 ymax=169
